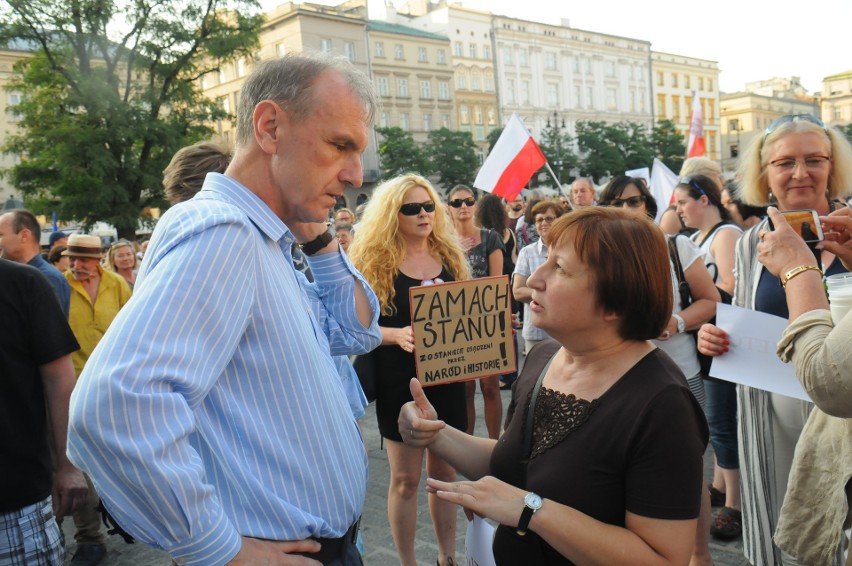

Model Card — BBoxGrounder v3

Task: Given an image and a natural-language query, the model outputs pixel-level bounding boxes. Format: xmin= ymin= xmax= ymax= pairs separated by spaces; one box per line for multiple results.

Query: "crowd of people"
xmin=1 ymin=52 xmax=851 ymax=566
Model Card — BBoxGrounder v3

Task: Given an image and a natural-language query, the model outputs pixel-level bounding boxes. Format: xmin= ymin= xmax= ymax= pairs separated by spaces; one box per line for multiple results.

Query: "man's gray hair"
xmin=235 ymin=52 xmax=377 ymax=147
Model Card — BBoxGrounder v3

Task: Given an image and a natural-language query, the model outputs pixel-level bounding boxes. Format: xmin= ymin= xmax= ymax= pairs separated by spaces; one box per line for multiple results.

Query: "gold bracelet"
xmin=780 ymin=265 xmax=823 ymax=289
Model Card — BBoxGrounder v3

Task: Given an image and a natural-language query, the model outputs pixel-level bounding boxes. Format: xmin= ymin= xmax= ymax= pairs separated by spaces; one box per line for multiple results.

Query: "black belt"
xmin=295 ymin=518 xmax=360 ymax=564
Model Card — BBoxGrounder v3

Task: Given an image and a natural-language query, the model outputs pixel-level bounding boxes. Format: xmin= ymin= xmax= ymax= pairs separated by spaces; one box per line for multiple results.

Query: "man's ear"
xmin=254 ymin=100 xmax=285 ymax=155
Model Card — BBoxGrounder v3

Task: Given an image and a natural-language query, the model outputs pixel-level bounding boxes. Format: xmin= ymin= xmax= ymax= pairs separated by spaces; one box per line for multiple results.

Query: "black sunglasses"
xmin=763 ymin=114 xmax=825 ymax=141
xmin=606 ymin=195 xmax=645 ymax=208
xmin=448 ymin=197 xmax=476 ymax=208
xmin=399 ymin=201 xmax=436 ymax=216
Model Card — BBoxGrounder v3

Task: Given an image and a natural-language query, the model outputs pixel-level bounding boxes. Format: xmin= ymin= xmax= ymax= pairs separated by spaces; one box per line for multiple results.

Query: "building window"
xmin=400 ymin=113 xmax=410 ymax=130
xmin=628 ymin=65 xmax=634 ymax=79
xmin=460 ymin=104 xmax=470 ymax=124
xmin=483 ymin=45 xmax=491 ymax=60
xmin=684 ymin=74 xmax=690 ymax=89
xmin=377 ymin=76 xmax=390 ymax=96
xmin=397 ymin=78 xmax=409 ymax=97
xmin=454 ymin=41 xmax=463 ymax=57
xmin=640 ymin=89 xmax=646 ymax=112
xmin=438 ymin=81 xmax=450 ymax=100
xmin=671 ymin=73 xmax=678 ymax=88
xmin=545 ymin=52 xmax=557 ymax=71
xmin=730 ymin=144 xmax=739 ymax=158
xmin=485 ymin=77 xmax=494 ymax=91
xmin=456 ymin=73 xmax=467 ymax=90
xmin=395 ymin=44 xmax=405 ymax=60
xmin=503 ymin=47 xmax=513 ymax=66
xmin=506 ymin=79 xmax=516 ymax=104
xmin=418 ymin=47 xmax=427 ymax=62
xmin=6 ymin=91 xmax=22 ymax=121
xmin=572 ymin=57 xmax=579 ymax=73
xmin=584 ymin=58 xmax=591 ymax=74
xmin=657 ymin=94 xmax=666 ymax=118
xmin=520 ymin=80 xmax=530 ymax=105
xmin=471 ymin=72 xmax=481 ymax=91
xmin=437 ymin=49 xmax=446 ymax=64
xmin=474 ymin=105 xmax=483 ymax=124
xmin=574 ymin=85 xmax=581 ymax=109
xmin=546 ymin=82 xmax=559 ymax=107
xmin=442 ymin=114 xmax=450 ymax=128
xmin=276 ymin=43 xmax=286 ymax=57
xmin=236 ymin=58 xmax=247 ymax=77
xmin=420 ymin=80 xmax=431 ymax=99
xmin=630 ymin=88 xmax=636 ymax=112
xmin=707 ymin=78 xmax=713 ymax=91
xmin=375 ymin=42 xmax=385 ymax=57
xmin=423 ymin=114 xmax=432 ymax=131
xmin=606 ymin=87 xmax=617 ymax=110
xmin=707 ymin=99 xmax=715 ymax=124
xmin=672 ymin=95 xmax=681 ymax=122
xmin=344 ymin=42 xmax=356 ymax=62
xmin=218 ymin=67 xmax=226 ymax=84
xmin=605 ymin=60 xmax=615 ymax=77
xmin=218 ymin=95 xmax=230 ymax=113
xmin=487 ymin=107 xmax=496 ymax=125
xmin=380 ymin=112 xmax=390 ymax=128
xmin=586 ymin=86 xmax=594 ymax=109
xmin=656 ymin=71 xmax=664 ymax=86
xmin=519 ymin=48 xmax=528 ymax=67
xmin=698 ymin=76 xmax=704 ymax=90
xmin=469 ymin=44 xmax=477 ymax=59
xmin=320 ymin=38 xmax=332 ymax=53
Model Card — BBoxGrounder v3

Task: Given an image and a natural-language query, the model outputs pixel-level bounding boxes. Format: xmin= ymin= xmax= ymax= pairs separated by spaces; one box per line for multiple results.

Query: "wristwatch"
xmin=672 ymin=313 xmax=686 ymax=334
xmin=299 ymin=229 xmax=335 ymax=256
xmin=516 ymin=492 xmax=543 ymax=536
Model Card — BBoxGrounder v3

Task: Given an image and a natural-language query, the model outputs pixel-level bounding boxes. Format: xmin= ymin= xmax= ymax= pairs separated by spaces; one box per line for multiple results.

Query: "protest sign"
xmin=410 ymin=275 xmax=516 ymax=386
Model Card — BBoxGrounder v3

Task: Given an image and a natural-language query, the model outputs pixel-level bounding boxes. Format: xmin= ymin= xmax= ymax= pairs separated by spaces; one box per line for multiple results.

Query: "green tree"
xmin=651 ymin=119 xmax=687 ymax=173
xmin=424 ymin=128 xmax=478 ymax=189
xmin=486 ymin=127 xmax=503 ymax=153
xmin=835 ymin=123 xmax=852 ymax=147
xmin=1 ymin=0 xmax=262 ymax=239
xmin=376 ymin=127 xmax=429 ymax=180
xmin=615 ymin=122 xmax=654 ymax=171
xmin=575 ymin=121 xmax=624 ymax=183
xmin=539 ymin=120 xmax=576 ymax=187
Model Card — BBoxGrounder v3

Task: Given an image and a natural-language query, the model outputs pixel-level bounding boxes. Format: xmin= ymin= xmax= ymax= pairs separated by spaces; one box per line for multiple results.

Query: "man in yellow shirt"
xmin=62 ymin=234 xmax=131 ymax=565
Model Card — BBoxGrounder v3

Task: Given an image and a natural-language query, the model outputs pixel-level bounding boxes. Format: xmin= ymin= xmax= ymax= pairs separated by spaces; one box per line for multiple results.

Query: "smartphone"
xmin=768 ymin=209 xmax=824 ymax=243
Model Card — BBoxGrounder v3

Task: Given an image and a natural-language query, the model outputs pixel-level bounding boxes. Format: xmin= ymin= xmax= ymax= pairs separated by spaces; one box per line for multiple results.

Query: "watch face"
xmin=524 ymin=492 xmax=543 ymax=510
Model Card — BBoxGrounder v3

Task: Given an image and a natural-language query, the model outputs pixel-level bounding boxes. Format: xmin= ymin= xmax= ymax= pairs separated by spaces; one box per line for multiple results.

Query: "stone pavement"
xmin=62 ymin=385 xmax=748 ymax=565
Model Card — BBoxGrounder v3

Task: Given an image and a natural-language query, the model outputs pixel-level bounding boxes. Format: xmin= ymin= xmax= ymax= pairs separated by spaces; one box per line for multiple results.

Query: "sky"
xmin=261 ymin=0 xmax=851 ymax=94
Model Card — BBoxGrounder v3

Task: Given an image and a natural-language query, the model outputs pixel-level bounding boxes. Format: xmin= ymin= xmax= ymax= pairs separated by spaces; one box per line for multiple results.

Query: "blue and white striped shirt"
xmin=67 ymin=173 xmax=381 ymax=566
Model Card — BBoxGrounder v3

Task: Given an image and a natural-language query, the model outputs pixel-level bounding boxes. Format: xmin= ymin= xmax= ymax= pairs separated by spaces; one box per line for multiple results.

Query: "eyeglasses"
xmin=448 ymin=197 xmax=476 ymax=208
xmin=763 ymin=114 xmax=826 ymax=140
xmin=420 ymin=277 xmax=445 ymax=286
xmin=534 ymin=216 xmax=557 ymax=225
xmin=768 ymin=156 xmax=831 ymax=172
xmin=679 ymin=176 xmax=707 ymax=198
xmin=399 ymin=201 xmax=436 ymax=216
xmin=109 ymin=240 xmax=133 ymax=250
xmin=606 ymin=196 xmax=645 ymax=208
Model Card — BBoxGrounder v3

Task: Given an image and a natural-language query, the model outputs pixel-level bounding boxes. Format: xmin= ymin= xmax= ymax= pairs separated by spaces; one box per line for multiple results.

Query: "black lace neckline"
xmin=526 ymin=386 xmax=600 ymax=459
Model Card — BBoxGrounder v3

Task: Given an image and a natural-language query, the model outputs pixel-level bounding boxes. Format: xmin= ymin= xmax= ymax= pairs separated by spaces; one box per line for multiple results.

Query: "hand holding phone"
xmin=768 ymin=209 xmax=824 ymax=243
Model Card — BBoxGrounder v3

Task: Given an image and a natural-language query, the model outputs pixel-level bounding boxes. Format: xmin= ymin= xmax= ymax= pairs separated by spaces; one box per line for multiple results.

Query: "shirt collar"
xmin=198 ymin=173 xmax=294 ymax=247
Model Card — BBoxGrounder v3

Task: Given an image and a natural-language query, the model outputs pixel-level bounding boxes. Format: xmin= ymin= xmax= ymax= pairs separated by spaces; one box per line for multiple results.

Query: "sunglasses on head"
xmin=763 ymin=114 xmax=825 ymax=141
xmin=399 ymin=201 xmax=436 ymax=216
xmin=679 ymin=176 xmax=708 ymax=198
xmin=606 ymin=195 xmax=645 ymax=208
xmin=448 ymin=197 xmax=476 ymax=208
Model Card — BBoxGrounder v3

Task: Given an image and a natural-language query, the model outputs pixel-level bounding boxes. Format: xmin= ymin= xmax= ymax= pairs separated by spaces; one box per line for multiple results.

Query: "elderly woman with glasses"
xmin=399 ymin=208 xmax=709 ymax=565
xmin=698 ymin=114 xmax=852 ymax=566
xmin=601 ymin=175 xmax=720 ymax=566
xmin=349 ymin=174 xmax=470 ymax=566
xmin=105 ymin=240 xmax=138 ymax=289
xmin=512 ymin=200 xmax=566 ymax=355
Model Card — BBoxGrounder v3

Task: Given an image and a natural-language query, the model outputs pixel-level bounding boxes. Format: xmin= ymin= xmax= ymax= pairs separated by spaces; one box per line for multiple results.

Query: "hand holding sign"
xmin=398 ymin=378 xmax=445 ymax=447
xmin=393 ymin=326 xmax=415 ymax=353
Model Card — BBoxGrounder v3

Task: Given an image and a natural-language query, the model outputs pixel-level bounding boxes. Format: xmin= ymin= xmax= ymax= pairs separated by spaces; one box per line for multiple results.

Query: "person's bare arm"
xmin=512 ymin=274 xmax=532 ymax=303
xmin=40 ymin=354 xmax=88 ymax=518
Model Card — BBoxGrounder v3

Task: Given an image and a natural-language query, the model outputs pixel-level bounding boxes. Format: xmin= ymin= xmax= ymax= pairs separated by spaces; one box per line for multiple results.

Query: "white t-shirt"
xmin=689 ymin=224 xmax=743 ymax=284
xmin=653 ymin=235 xmax=703 ymax=379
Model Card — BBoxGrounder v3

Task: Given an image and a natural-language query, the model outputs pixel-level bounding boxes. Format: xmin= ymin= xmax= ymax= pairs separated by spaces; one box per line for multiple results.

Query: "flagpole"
xmin=544 ymin=161 xmax=574 ymax=211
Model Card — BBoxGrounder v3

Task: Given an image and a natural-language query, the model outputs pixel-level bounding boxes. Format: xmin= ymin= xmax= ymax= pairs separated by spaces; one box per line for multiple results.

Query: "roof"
xmin=366 ymin=20 xmax=448 ymax=41
xmin=824 ymin=69 xmax=852 ymax=81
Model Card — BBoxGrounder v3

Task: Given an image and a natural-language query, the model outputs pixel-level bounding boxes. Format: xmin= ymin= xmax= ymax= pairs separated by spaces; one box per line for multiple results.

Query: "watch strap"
xmin=516 ymin=505 xmax=535 ymax=536
xmin=299 ymin=229 xmax=335 ymax=256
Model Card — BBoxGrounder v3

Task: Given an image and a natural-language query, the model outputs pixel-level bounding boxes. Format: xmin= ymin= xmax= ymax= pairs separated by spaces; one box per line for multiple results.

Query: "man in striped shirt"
xmin=67 ymin=54 xmax=381 ymax=566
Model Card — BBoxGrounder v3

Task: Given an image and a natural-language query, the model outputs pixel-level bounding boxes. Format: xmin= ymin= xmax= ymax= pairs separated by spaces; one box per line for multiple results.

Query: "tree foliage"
xmin=424 ymin=128 xmax=478 ymax=189
xmin=376 ymin=127 xmax=429 ymax=180
xmin=651 ymin=119 xmax=687 ymax=174
xmin=574 ymin=121 xmax=625 ymax=184
xmin=835 ymin=123 xmax=852 ymax=147
xmin=539 ymin=121 xmax=576 ymax=187
xmin=486 ymin=127 xmax=503 ymax=153
xmin=0 ymin=0 xmax=262 ymax=238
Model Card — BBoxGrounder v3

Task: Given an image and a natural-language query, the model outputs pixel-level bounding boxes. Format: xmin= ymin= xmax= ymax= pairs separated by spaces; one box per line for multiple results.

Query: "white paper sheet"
xmin=464 ymin=515 xmax=496 ymax=566
xmin=709 ymin=303 xmax=811 ymax=402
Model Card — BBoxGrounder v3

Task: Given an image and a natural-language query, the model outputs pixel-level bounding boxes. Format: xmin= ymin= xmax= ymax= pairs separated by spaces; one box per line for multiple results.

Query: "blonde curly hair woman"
xmin=349 ymin=173 xmax=469 ymax=566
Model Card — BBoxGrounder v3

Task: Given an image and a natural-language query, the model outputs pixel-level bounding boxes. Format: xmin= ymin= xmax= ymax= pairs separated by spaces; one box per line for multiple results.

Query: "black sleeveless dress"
xmin=374 ymin=268 xmax=467 ymax=441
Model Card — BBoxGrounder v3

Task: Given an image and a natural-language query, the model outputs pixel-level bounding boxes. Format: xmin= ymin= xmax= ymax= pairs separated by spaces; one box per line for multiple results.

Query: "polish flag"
xmin=686 ymin=94 xmax=706 ymax=158
xmin=474 ymin=113 xmax=546 ymax=200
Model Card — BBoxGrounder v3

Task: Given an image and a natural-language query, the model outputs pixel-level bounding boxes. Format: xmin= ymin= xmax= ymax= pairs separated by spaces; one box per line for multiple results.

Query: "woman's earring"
xmin=768 ymin=192 xmax=776 ymax=203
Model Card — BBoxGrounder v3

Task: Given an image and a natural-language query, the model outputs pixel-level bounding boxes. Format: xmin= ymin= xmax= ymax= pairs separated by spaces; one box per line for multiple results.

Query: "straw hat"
xmin=61 ymin=234 xmax=103 ymax=259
